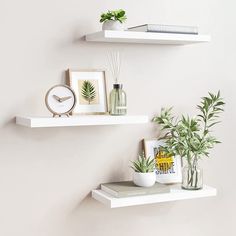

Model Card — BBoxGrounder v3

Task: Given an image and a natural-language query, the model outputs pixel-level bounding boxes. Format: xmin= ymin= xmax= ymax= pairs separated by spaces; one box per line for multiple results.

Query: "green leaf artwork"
xmin=81 ymin=80 xmax=96 ymax=104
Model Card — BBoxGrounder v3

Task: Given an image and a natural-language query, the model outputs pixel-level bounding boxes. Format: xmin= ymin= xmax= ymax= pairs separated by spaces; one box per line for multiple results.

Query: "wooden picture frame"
xmin=66 ymin=69 xmax=108 ymax=114
xmin=143 ymin=139 xmax=182 ymax=184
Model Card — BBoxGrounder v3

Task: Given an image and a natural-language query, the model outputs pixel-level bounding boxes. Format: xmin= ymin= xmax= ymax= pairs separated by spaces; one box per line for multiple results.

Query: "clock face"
xmin=45 ymin=85 xmax=76 ymax=116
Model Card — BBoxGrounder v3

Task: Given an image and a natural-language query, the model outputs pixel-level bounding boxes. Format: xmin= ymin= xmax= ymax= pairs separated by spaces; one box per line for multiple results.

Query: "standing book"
xmin=101 ymin=181 xmax=170 ymax=198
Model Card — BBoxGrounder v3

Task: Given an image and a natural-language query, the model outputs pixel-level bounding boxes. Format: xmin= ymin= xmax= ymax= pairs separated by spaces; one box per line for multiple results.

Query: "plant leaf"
xmin=81 ymin=80 xmax=96 ymax=104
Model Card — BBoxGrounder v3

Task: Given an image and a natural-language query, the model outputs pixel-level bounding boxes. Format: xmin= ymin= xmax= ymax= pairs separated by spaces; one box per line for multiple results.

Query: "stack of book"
xmin=128 ymin=24 xmax=198 ymax=35
xmin=101 ymin=181 xmax=170 ymax=198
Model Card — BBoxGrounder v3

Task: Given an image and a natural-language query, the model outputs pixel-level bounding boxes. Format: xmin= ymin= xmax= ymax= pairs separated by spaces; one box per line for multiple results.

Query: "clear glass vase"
xmin=182 ymin=159 xmax=203 ymax=190
xmin=109 ymin=84 xmax=127 ymax=115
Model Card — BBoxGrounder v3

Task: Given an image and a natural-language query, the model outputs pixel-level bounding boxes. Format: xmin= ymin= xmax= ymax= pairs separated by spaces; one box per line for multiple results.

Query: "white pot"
xmin=102 ymin=20 xmax=124 ymax=31
xmin=133 ymin=172 xmax=156 ymax=187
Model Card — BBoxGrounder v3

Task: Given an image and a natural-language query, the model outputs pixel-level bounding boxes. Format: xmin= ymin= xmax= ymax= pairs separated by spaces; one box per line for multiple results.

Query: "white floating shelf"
xmin=92 ymin=185 xmax=217 ymax=208
xmin=85 ymin=30 xmax=211 ymax=45
xmin=15 ymin=115 xmax=149 ymax=128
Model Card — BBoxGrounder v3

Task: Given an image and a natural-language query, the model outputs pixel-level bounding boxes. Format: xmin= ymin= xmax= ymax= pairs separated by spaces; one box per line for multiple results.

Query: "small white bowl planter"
xmin=133 ymin=172 xmax=156 ymax=187
xmin=102 ymin=20 xmax=124 ymax=31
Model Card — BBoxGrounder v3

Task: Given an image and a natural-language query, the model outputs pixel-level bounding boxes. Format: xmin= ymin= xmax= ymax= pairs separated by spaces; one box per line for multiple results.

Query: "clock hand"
xmin=53 ymin=95 xmax=61 ymax=102
xmin=60 ymin=96 xmax=72 ymax=102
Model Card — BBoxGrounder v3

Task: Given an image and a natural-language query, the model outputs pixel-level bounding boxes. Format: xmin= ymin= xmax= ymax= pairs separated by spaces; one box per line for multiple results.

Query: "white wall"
xmin=0 ymin=0 xmax=235 ymax=235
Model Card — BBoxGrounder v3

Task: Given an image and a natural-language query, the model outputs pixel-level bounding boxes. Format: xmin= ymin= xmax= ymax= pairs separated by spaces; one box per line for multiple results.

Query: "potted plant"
xmin=131 ymin=153 xmax=156 ymax=187
xmin=153 ymin=91 xmax=225 ymax=190
xmin=100 ymin=9 xmax=127 ymax=31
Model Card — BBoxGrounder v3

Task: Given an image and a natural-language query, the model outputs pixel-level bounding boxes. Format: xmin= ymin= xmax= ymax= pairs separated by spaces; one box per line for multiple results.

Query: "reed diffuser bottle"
xmin=108 ymin=51 xmax=127 ymax=115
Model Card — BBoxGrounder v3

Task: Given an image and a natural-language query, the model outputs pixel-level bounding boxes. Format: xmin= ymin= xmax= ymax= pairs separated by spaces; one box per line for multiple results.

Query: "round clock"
xmin=45 ymin=85 xmax=76 ymax=117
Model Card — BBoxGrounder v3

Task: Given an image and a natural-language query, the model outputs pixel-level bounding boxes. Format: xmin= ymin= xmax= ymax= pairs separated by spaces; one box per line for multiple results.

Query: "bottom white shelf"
xmin=92 ymin=184 xmax=217 ymax=208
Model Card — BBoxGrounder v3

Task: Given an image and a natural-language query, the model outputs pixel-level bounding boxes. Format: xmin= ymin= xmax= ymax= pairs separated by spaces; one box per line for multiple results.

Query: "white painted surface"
xmin=85 ymin=30 xmax=211 ymax=44
xmin=15 ymin=115 xmax=149 ymax=127
xmin=0 ymin=1 xmax=235 ymax=236
xmin=92 ymin=185 xmax=217 ymax=208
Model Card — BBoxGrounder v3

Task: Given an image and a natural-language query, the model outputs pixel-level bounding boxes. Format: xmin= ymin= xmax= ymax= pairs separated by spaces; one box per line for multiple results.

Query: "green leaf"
xmin=99 ymin=9 xmax=127 ymax=23
xmin=208 ymin=121 xmax=221 ymax=128
xmin=152 ymin=91 xmax=225 ymax=161
xmin=81 ymin=80 xmax=96 ymax=104
xmin=215 ymin=101 xmax=225 ymax=106
xmin=130 ymin=153 xmax=155 ymax=173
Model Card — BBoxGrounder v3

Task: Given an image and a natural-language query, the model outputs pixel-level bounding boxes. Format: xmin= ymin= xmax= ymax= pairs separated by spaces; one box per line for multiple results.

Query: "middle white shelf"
xmin=15 ymin=115 xmax=149 ymax=128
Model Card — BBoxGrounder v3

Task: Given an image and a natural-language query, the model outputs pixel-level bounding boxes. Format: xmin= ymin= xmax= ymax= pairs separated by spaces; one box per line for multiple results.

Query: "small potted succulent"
xmin=131 ymin=153 xmax=156 ymax=187
xmin=100 ymin=9 xmax=127 ymax=31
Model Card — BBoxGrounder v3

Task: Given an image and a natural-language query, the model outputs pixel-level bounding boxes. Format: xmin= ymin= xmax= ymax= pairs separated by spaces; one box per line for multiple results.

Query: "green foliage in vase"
xmin=81 ymin=80 xmax=96 ymax=104
xmin=130 ymin=152 xmax=155 ymax=173
xmin=152 ymin=91 xmax=225 ymax=165
xmin=100 ymin=9 xmax=127 ymax=23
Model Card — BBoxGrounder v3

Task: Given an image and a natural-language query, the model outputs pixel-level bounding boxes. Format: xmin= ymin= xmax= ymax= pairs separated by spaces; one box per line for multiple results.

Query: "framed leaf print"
xmin=143 ymin=139 xmax=182 ymax=184
xmin=66 ymin=70 xmax=108 ymax=114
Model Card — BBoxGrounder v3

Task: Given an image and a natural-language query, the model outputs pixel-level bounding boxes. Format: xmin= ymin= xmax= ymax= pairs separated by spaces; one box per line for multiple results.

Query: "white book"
xmin=128 ymin=24 xmax=198 ymax=34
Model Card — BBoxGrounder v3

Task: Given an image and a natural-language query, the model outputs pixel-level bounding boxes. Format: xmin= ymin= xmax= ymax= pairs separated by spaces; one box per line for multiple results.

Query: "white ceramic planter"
xmin=133 ymin=172 xmax=156 ymax=187
xmin=102 ymin=20 xmax=124 ymax=31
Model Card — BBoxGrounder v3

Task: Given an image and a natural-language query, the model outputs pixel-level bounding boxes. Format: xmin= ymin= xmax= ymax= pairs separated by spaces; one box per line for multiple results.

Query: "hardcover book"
xmin=128 ymin=24 xmax=198 ymax=35
xmin=101 ymin=181 xmax=170 ymax=198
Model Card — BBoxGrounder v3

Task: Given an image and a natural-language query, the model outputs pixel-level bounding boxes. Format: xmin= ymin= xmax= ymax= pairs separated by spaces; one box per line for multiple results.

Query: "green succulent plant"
xmin=152 ymin=91 xmax=225 ymax=165
xmin=100 ymin=9 xmax=127 ymax=23
xmin=81 ymin=80 xmax=96 ymax=104
xmin=131 ymin=153 xmax=155 ymax=173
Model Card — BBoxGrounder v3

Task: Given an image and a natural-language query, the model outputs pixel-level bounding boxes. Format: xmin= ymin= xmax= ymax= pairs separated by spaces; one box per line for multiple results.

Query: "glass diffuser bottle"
xmin=108 ymin=51 xmax=127 ymax=115
xmin=109 ymin=84 xmax=127 ymax=115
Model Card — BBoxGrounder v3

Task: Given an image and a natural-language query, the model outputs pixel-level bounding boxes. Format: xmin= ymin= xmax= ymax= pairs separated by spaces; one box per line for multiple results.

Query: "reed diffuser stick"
xmin=107 ymin=51 xmax=121 ymax=84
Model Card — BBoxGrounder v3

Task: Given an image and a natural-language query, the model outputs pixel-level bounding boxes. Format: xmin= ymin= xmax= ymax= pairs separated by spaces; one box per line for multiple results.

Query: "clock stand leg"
xmin=52 ymin=114 xmax=70 ymax=118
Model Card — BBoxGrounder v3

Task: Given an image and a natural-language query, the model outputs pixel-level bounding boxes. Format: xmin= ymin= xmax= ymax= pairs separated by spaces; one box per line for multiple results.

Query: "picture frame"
xmin=66 ymin=69 xmax=108 ymax=114
xmin=143 ymin=139 xmax=182 ymax=184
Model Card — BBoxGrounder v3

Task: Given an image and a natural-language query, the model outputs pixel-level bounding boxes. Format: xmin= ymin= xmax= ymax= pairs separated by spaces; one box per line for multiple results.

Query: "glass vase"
xmin=182 ymin=159 xmax=203 ymax=190
xmin=109 ymin=84 xmax=127 ymax=115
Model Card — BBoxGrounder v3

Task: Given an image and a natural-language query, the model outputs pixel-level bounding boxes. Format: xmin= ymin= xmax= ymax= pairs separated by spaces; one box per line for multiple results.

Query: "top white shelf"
xmin=85 ymin=30 xmax=211 ymax=45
